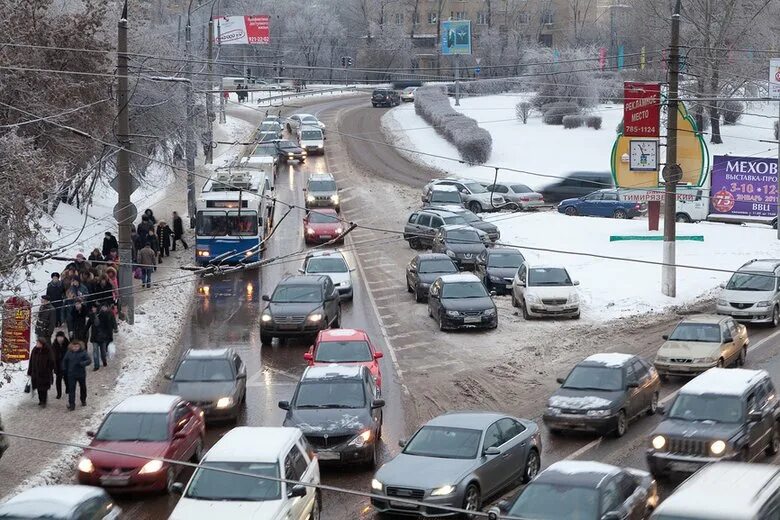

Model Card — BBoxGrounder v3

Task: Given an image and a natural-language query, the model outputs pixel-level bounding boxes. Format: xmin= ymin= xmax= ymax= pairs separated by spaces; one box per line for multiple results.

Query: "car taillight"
xmin=634 ymin=203 xmax=641 ymax=210
xmin=520 ymin=196 xmax=530 ymax=201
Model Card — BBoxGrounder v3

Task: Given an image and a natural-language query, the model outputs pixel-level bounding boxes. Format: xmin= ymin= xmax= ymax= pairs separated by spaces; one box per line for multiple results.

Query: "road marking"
xmin=566 ymin=438 xmax=602 ymax=460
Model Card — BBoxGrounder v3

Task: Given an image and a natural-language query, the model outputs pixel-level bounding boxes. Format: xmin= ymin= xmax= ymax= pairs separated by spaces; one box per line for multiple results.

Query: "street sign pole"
xmin=455 ymin=57 xmax=460 ymax=106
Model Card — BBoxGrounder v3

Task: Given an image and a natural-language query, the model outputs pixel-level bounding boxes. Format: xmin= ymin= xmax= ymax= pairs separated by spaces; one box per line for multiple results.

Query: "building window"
xmin=412 ymin=12 xmax=420 ymax=24
xmin=451 ymin=11 xmax=467 ymax=20
xmin=427 ymin=11 xmax=437 ymax=24
xmin=395 ymin=12 xmax=404 ymax=24
xmin=539 ymin=33 xmax=553 ymax=46
xmin=518 ymin=13 xmax=530 ymax=24
xmin=477 ymin=11 xmax=489 ymax=25
xmin=541 ymin=10 xmax=554 ymax=24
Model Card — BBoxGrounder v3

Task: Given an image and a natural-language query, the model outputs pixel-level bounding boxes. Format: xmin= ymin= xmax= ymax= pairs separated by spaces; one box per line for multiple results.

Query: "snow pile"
xmin=548 ymin=395 xmax=613 ymax=410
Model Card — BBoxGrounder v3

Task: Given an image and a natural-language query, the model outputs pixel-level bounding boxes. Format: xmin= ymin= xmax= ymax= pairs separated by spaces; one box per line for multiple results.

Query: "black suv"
xmin=260 ymin=275 xmax=341 ymax=344
xmin=646 ymin=367 xmax=780 ymax=478
xmin=431 ymin=225 xmax=488 ymax=270
xmin=427 ymin=273 xmax=498 ymax=331
xmin=476 ymin=247 xmax=525 ymax=295
xmin=279 ymin=365 xmax=385 ymax=467
xmin=371 ymin=89 xmax=400 ymax=107
xmin=166 ymin=348 xmax=247 ymax=423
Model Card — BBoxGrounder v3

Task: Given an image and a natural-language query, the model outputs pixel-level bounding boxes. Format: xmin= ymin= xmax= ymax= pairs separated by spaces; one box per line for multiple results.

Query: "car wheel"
xmin=406 ymin=280 xmax=414 ymax=293
xmin=409 ymin=237 xmax=421 ymax=250
xmin=521 ymin=300 xmax=530 ymax=320
xmin=613 ymin=209 xmax=627 ymax=219
xmin=165 ymin=467 xmax=177 ymax=494
xmin=427 ymin=305 xmax=433 ymax=318
xmin=571 ymin=312 xmax=581 ymax=320
xmin=260 ymin=332 xmax=273 ymax=345
xmin=676 ymin=212 xmax=692 ymax=223
xmin=522 ymin=449 xmax=540 ymax=483
xmin=738 ymin=346 xmax=747 ymax=366
xmin=191 ymin=438 xmax=204 ymax=462
xmin=659 ymin=373 xmax=669 ymax=382
xmin=468 ymin=201 xmax=483 ymax=213
xmin=614 ymin=410 xmax=627 ymax=437
xmin=564 ymin=206 xmax=577 ymax=216
xmin=548 ymin=428 xmax=562 ymax=436
xmin=308 ymin=493 xmax=321 ymax=520
xmin=415 ymin=287 xmax=425 ymax=303
xmin=372 ymin=103 xmax=377 ymax=107
xmin=438 ymin=314 xmax=447 ymax=332
xmin=462 ymin=484 xmax=481 ymax=519
xmin=717 ymin=357 xmax=725 ymax=368
xmin=365 ymin=441 xmax=378 ymax=469
xmin=772 ymin=306 xmax=779 ymax=328
xmin=511 ymin=292 xmax=519 ymax=308
xmin=333 ymin=311 xmax=341 ymax=328
xmin=648 ymin=392 xmax=659 ymax=416
xmin=767 ymin=422 xmax=780 ymax=455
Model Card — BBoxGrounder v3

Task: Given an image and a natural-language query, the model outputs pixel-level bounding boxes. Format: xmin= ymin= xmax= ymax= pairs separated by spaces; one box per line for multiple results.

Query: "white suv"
xmin=169 ymin=427 xmax=320 ymax=520
xmin=421 ymin=178 xmax=506 ymax=213
xmin=511 ymin=263 xmax=580 ymax=319
xmin=716 ymin=259 xmax=780 ymax=327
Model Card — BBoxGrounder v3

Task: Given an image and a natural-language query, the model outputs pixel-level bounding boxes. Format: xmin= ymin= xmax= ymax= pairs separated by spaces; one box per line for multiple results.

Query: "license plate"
xmin=505 ymin=284 xmax=513 ymax=289
xmin=670 ymin=461 xmax=699 ymax=472
xmin=390 ymin=501 xmax=418 ymax=510
xmin=464 ymin=316 xmax=481 ymax=324
xmin=319 ymin=235 xmax=332 ymax=240
xmin=317 ymin=451 xmax=340 ymax=461
xmin=100 ymin=475 xmax=130 ymax=486
xmin=279 ymin=324 xmax=297 ymax=330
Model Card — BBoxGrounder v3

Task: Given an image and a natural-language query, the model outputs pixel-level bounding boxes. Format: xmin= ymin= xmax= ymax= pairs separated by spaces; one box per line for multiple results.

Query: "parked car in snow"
xmin=558 ymin=189 xmax=645 ymax=219
xmin=475 ymin=247 xmax=525 ymax=295
xmin=430 ymin=225 xmax=489 ymax=270
xmin=0 ymin=485 xmax=121 ymax=520
xmin=426 ymin=204 xmax=500 ymax=242
xmin=716 ymin=259 xmax=780 ymax=327
xmin=406 ymin=253 xmax=459 ymax=302
xmin=422 ymin=178 xmax=506 ymax=213
xmin=544 ymin=353 xmax=660 ymax=437
xmin=485 ymin=182 xmax=545 ymax=211
xmin=427 ymin=273 xmax=498 ymax=331
xmin=424 ymin=185 xmax=464 ymax=208
xmin=404 ymin=209 xmax=454 ymax=249
xmin=511 ymin=263 xmax=581 ymax=319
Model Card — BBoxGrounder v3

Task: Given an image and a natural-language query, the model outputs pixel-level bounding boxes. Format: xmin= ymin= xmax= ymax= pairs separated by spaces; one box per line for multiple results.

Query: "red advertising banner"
xmin=1 ymin=296 xmax=31 ymax=362
xmin=215 ymin=15 xmax=270 ymax=45
xmin=623 ymin=82 xmax=661 ymax=137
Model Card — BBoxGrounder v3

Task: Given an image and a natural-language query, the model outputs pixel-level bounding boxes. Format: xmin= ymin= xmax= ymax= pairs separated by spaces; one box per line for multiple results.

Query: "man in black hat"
xmin=46 ymin=272 xmax=65 ymax=327
xmin=102 ymin=231 xmax=119 ymax=258
xmin=35 ymin=294 xmax=56 ymax=344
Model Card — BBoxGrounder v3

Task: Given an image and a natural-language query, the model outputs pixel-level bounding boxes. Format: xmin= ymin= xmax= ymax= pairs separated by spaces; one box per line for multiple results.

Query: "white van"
xmin=673 ymin=187 xmax=708 ymax=223
xmin=169 ymin=427 xmax=320 ymax=520
xmin=298 ymin=126 xmax=325 ymax=155
xmin=651 ymin=462 xmax=780 ymax=520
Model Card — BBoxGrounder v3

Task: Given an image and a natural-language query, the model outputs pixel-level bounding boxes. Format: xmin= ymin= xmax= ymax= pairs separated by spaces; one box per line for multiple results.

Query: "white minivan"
xmin=298 ymin=126 xmax=325 ymax=155
xmin=169 ymin=427 xmax=320 ymax=520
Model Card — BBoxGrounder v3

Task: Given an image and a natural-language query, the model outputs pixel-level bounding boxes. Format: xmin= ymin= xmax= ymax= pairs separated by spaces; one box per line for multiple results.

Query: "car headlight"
xmin=262 ymin=313 xmax=272 ymax=322
xmin=546 ymin=406 xmax=561 ymax=415
xmin=371 ymin=479 xmax=383 ymax=492
xmin=710 ymin=440 xmax=727 ymax=455
xmin=335 ymin=226 xmax=344 ymax=234
xmin=569 ymin=293 xmax=579 ymax=303
xmin=306 ymin=195 xmax=315 ymax=202
xmin=445 ymin=249 xmax=456 ymax=258
xmin=489 ymin=275 xmax=503 ymax=282
xmin=717 ymin=298 xmax=728 ymax=306
xmin=78 ymin=457 xmax=95 ymax=473
xmin=756 ymin=301 xmax=772 ymax=307
xmin=301 ymin=151 xmax=307 ymax=156
xmin=196 ymin=249 xmax=210 ymax=258
xmin=216 ymin=397 xmax=234 ymax=409
xmin=431 ymin=485 xmax=456 ymax=496
xmin=483 ymin=308 xmax=496 ymax=316
xmin=526 ymin=293 xmax=541 ymax=304
xmin=347 ymin=430 xmax=372 ymax=448
xmin=651 ymin=435 xmax=666 ymax=450
xmin=586 ymin=409 xmax=611 ymax=417
xmin=307 ymin=313 xmax=323 ymax=322
xmin=317 ymin=144 xmax=324 ymax=148
xmin=331 ymin=194 xmax=339 ymax=204
xmin=139 ymin=459 xmax=164 ymax=474
xmin=288 ymin=153 xmax=295 ymax=158
xmin=306 ymin=227 xmax=315 ymax=235
xmin=446 ymin=310 xmax=461 ymax=317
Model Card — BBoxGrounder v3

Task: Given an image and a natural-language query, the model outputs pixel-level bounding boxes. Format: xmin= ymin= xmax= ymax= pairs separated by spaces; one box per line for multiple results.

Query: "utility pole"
xmin=185 ymin=3 xmax=197 ymax=228
xmin=454 ymin=57 xmax=460 ymax=106
xmin=217 ymin=17 xmax=226 ymax=124
xmin=116 ymin=1 xmax=135 ymax=324
xmin=206 ymin=16 xmax=214 ymax=164
xmin=662 ymin=0 xmax=683 ymax=298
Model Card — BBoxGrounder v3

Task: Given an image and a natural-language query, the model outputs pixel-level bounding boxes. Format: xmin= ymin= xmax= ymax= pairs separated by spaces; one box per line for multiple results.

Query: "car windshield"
xmin=302 ymin=117 xmax=319 ymax=125
xmin=508 ymin=483 xmax=599 ymax=520
xmin=443 ymin=215 xmax=469 ymax=225
xmin=431 ymin=191 xmax=461 ymax=203
xmin=529 ymin=268 xmax=572 ymax=286
xmin=511 ymin=184 xmax=533 ymax=193
xmin=668 ymin=322 xmax=721 ymax=342
xmin=258 ymin=133 xmax=276 ymax=142
xmin=259 ymin=123 xmax=279 ymax=131
xmin=441 ymin=281 xmax=488 ymax=299
xmin=196 ymin=211 xmax=259 ymax=237
xmin=174 ymin=359 xmax=233 ymax=382
xmin=669 ymin=394 xmax=743 ymax=423
xmin=301 ymin=130 xmax=322 ymax=140
xmin=272 ymin=284 xmax=322 ymax=303
xmin=725 ymin=272 xmax=776 ymax=291
xmin=464 ymin=182 xmax=487 ymax=193
xmin=308 ymin=180 xmax=337 ymax=192
xmin=306 ymin=257 xmax=348 ymax=273
xmin=185 ymin=462 xmax=280 ymax=501
xmin=315 ymin=341 xmax=372 ymax=363
xmin=419 ymin=259 xmax=458 ymax=274
xmin=446 ymin=229 xmax=481 ymax=244
xmin=294 ymin=381 xmax=365 ymax=409
xmin=488 ymin=253 xmax=524 ymax=268
xmin=308 ymin=212 xmax=339 ymax=224
xmin=278 ymin=140 xmax=296 ymax=150
xmin=253 ymin=144 xmax=276 ymax=156
xmin=403 ymin=426 xmax=481 ymax=459
xmin=96 ymin=412 xmax=169 ymax=442
xmin=563 ymin=366 xmax=623 ymax=391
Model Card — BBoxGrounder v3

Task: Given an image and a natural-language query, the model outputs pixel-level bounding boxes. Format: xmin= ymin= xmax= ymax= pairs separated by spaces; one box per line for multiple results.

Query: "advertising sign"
xmin=770 ymin=58 xmax=780 ymax=99
xmin=623 ymin=82 xmax=661 ymax=137
xmin=215 ymin=15 xmax=270 ymax=45
xmin=441 ymin=20 xmax=471 ymax=55
xmin=710 ymin=155 xmax=778 ymax=218
xmin=1 ymin=297 xmax=31 ymax=362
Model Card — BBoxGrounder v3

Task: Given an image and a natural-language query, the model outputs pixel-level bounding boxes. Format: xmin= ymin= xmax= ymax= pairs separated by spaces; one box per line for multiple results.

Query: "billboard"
xmin=215 ymin=15 xmax=270 ymax=45
xmin=441 ymin=20 xmax=471 ymax=55
xmin=1 ymin=296 xmax=31 ymax=363
xmin=623 ymin=82 xmax=661 ymax=137
xmin=710 ymin=155 xmax=778 ymax=218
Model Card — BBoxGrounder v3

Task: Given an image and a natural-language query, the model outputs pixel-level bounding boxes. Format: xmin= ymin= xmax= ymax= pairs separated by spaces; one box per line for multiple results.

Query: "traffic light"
xmin=347 ymin=57 xmax=353 ymax=67
xmin=341 ymin=56 xmax=346 ymax=67
xmin=279 ymin=59 xmax=285 ymax=73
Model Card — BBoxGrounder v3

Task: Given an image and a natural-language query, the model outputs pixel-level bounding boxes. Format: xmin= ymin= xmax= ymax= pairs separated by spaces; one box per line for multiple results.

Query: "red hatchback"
xmin=304 ymin=209 xmax=344 ymax=245
xmin=304 ymin=328 xmax=384 ymax=390
xmin=77 ymin=394 xmax=205 ymax=494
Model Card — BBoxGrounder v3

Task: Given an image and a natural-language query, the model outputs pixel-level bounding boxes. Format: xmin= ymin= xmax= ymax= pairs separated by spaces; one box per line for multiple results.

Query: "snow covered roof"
xmin=2 ymin=485 xmax=106 ymax=509
xmin=112 ymin=394 xmax=180 ymax=414
xmin=546 ymin=460 xmax=619 ymax=476
xmin=439 ymin=273 xmax=481 ymax=283
xmin=185 ymin=348 xmax=231 ymax=359
xmin=655 ymin=462 xmax=780 ymax=519
xmin=432 ymin=184 xmax=459 ymax=192
xmin=739 ymin=259 xmax=780 ymax=273
xmin=204 ymin=427 xmax=299 ymax=463
xmin=681 ymin=368 xmax=767 ymax=396
xmin=293 ymin=113 xmax=315 ymax=119
xmin=679 ymin=314 xmax=727 ymax=323
xmin=303 ymin=365 xmax=363 ymax=380
xmin=583 ymin=353 xmax=634 ymax=367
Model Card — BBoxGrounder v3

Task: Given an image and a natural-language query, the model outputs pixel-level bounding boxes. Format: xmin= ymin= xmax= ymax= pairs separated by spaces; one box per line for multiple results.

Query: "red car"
xmin=304 ymin=328 xmax=384 ymax=390
xmin=77 ymin=394 xmax=205 ymax=494
xmin=304 ymin=209 xmax=344 ymax=245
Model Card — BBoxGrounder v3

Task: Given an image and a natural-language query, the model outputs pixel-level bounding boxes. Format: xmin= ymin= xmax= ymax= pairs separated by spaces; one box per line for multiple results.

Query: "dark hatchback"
xmin=426 ymin=204 xmax=500 ymax=242
xmin=476 ymin=248 xmax=525 ymax=295
xmin=543 ymin=353 xmax=660 ymax=437
xmin=260 ymin=275 xmax=341 ymax=344
xmin=166 ymin=348 xmax=247 ymax=422
xmin=427 ymin=273 xmax=498 ymax=331
xmin=406 ymin=253 xmax=458 ymax=302
xmin=490 ymin=460 xmax=658 ymax=520
xmin=275 ymin=139 xmax=307 ymax=163
xmin=280 ymin=365 xmax=384 ymax=467
xmin=371 ymin=88 xmax=400 ymax=107
xmin=431 ymin=225 xmax=488 ymax=270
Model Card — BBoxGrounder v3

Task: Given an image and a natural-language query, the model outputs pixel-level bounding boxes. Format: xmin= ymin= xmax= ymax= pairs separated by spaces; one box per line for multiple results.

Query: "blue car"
xmin=557 ymin=189 xmax=645 ymax=219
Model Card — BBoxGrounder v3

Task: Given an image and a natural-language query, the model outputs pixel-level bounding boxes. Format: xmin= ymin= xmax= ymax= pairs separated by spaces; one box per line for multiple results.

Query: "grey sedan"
xmin=371 ymin=411 xmax=542 ymax=518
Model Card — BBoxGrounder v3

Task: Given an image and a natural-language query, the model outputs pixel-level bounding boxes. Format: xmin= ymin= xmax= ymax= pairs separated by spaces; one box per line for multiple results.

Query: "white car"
xmin=286 ymin=113 xmax=325 ymax=133
xmin=511 ymin=263 xmax=580 ymax=319
xmin=169 ymin=427 xmax=320 ymax=520
xmin=0 ymin=485 xmax=121 ymax=519
xmin=300 ymin=250 xmax=354 ymax=300
xmin=716 ymin=259 xmax=780 ymax=326
xmin=421 ymin=178 xmax=506 ymax=213
xmin=400 ymin=87 xmax=417 ymax=102
xmin=298 ymin=126 xmax=325 ymax=155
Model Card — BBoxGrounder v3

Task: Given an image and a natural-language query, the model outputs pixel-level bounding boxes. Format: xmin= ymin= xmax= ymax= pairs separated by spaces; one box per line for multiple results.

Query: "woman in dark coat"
xmin=51 ymin=331 xmax=70 ymax=399
xmin=27 ymin=339 xmax=55 ymax=407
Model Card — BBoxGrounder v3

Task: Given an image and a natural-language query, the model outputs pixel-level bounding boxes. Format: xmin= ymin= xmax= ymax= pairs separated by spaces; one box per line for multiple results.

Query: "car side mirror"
xmin=490 ymin=290 xmax=497 ymax=297
xmin=303 ymin=352 xmax=313 ymax=361
xmin=288 ymin=484 xmax=307 ymax=498
xmin=556 ymin=377 xmax=565 ymax=384
xmin=517 ymin=281 xmax=526 ymax=287
xmin=662 ymin=334 xmax=669 ymax=340
xmin=724 ymin=336 xmax=734 ymax=343
xmin=164 ymin=373 xmax=173 ymax=380
xmin=236 ymin=372 xmax=246 ymax=380
xmin=298 ymin=268 xmax=305 ymax=274
xmin=323 ymin=136 xmax=327 ymax=140
xmin=626 ymin=381 xmax=639 ymax=389
xmin=374 ymin=352 xmax=384 ymax=359
xmin=657 ymin=405 xmax=666 ymax=415
xmin=171 ymin=482 xmax=185 ymax=495
xmin=483 ymin=446 xmax=501 ymax=456
xmin=749 ymin=411 xmax=763 ymax=422
xmin=302 ymin=188 xmax=307 ymax=192
xmin=719 ymin=282 xmax=726 ymax=289
xmin=371 ymin=399 xmax=386 ymax=409
xmin=398 ymin=439 xmax=407 ymax=448
xmin=262 ymin=294 xmax=271 ymax=301
xmin=278 ymin=400 xmax=290 ymax=410
xmin=573 ymin=280 xmax=580 ymax=286
xmin=86 ymin=430 xmax=96 ymax=438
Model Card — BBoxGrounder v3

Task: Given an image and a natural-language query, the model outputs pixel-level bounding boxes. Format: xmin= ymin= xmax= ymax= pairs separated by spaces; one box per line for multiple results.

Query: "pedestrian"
xmin=51 ymin=331 xmax=70 ymax=399
xmin=74 ymin=252 xmax=91 ymax=278
xmin=137 ymin=243 xmax=157 ymax=288
xmin=27 ymin=339 xmax=55 ymax=407
xmin=102 ymin=231 xmax=119 ymax=258
xmin=105 ymin=267 xmax=119 ymax=305
xmin=46 ymin=272 xmax=65 ymax=327
xmin=68 ymin=298 xmax=89 ymax=342
xmin=87 ymin=248 xmax=103 ymax=265
xmin=172 ymin=211 xmax=189 ymax=250
xmin=132 ymin=228 xmax=143 ymax=263
xmin=156 ymin=221 xmax=172 ymax=262
xmin=137 ymin=215 xmax=151 ymax=239
xmin=86 ymin=303 xmax=115 ymax=370
xmin=145 ymin=228 xmax=159 ymax=259
xmin=143 ymin=208 xmax=157 ymax=226
xmin=0 ymin=412 xmax=8 ymax=460
xmin=35 ymin=295 xmax=56 ymax=345
xmin=94 ymin=276 xmax=113 ymax=309
xmin=61 ymin=340 xmax=91 ymax=411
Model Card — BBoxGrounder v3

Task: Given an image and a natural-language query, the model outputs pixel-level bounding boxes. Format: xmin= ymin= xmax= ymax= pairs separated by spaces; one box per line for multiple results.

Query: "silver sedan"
xmin=371 ymin=411 xmax=542 ymax=518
